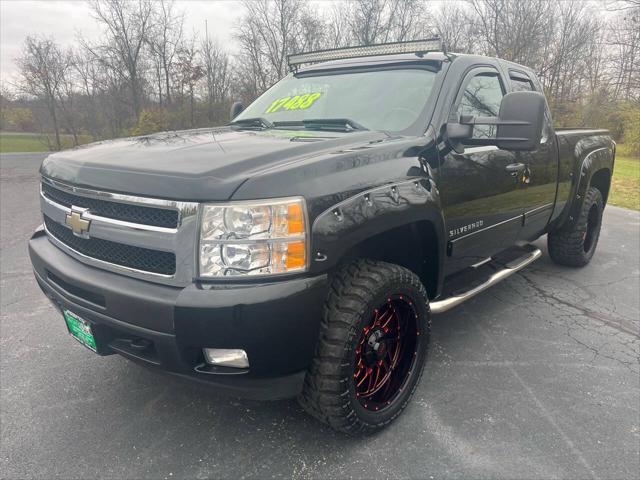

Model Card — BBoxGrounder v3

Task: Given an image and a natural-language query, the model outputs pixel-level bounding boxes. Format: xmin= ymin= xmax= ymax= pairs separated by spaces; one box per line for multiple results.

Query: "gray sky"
xmin=0 ymin=0 xmax=243 ymax=85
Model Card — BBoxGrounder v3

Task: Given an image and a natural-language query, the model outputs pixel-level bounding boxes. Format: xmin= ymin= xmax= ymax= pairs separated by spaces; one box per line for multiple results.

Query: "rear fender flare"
xmin=566 ymin=143 xmax=614 ymax=227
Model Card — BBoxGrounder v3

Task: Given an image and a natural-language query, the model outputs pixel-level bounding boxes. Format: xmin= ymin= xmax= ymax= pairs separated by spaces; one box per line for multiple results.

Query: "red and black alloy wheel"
xmin=299 ymin=260 xmax=430 ymax=434
xmin=353 ymin=295 xmax=420 ymax=412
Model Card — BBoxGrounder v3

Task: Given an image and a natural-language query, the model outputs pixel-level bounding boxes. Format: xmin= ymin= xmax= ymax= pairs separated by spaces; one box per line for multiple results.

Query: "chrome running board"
xmin=430 ymin=245 xmax=542 ymax=314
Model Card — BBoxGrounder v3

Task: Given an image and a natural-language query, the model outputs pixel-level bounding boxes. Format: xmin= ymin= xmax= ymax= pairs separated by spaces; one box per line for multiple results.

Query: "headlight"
xmin=199 ymin=197 xmax=307 ymax=277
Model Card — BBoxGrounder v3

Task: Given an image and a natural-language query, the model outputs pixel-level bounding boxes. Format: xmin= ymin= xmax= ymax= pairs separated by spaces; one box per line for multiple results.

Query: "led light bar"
xmin=288 ymin=38 xmax=443 ymax=70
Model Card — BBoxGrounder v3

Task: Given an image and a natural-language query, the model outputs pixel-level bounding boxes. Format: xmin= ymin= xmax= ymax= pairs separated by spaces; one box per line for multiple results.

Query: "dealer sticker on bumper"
xmin=63 ymin=310 xmax=97 ymax=352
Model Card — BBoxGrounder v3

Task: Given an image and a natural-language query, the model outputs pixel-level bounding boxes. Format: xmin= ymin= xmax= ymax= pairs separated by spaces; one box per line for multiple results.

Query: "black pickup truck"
xmin=29 ymin=40 xmax=615 ymax=434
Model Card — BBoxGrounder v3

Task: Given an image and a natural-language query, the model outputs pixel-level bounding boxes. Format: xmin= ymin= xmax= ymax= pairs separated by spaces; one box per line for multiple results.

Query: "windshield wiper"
xmin=229 ymin=117 xmax=273 ymax=130
xmin=273 ymin=118 xmax=368 ymax=132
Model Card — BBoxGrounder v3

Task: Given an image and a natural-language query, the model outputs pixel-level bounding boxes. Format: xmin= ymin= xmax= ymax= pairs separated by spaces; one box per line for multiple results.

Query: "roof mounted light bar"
xmin=287 ymin=38 xmax=443 ymax=71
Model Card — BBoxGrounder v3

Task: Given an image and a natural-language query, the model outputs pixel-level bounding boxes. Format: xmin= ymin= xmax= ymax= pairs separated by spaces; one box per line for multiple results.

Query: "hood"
xmin=41 ymin=127 xmax=389 ymax=201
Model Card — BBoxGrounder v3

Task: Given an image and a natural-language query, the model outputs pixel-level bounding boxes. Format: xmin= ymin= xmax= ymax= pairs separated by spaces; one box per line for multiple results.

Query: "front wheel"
xmin=548 ymin=186 xmax=604 ymax=267
xmin=298 ymin=260 xmax=430 ymax=434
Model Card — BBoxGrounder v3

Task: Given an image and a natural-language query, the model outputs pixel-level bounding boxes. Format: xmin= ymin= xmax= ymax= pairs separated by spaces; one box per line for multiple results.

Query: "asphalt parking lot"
xmin=1 ymin=152 xmax=639 ymax=479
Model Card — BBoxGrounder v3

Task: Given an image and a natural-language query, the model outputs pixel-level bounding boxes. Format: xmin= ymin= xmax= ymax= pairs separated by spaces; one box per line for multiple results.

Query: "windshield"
xmin=235 ymin=68 xmax=438 ymax=132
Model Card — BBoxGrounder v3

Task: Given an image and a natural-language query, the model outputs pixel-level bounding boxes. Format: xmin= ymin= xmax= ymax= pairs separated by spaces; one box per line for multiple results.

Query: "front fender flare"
xmin=309 ymin=178 xmax=446 ymax=289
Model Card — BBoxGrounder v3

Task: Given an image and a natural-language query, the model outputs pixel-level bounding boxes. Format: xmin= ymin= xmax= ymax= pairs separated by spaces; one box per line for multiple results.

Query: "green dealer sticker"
xmin=63 ymin=310 xmax=97 ymax=352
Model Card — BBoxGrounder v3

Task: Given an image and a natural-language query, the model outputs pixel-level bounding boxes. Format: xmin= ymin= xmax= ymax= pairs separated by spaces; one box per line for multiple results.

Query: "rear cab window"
xmin=510 ymin=76 xmax=535 ymax=92
xmin=509 ymin=69 xmax=553 ymax=141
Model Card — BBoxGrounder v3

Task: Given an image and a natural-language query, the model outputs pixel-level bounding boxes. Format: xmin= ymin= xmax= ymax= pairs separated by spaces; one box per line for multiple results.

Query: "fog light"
xmin=203 ymin=348 xmax=249 ymax=369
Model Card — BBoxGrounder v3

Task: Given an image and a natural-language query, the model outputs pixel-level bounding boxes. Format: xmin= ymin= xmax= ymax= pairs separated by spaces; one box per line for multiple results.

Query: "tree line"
xmin=1 ymin=0 xmax=638 ymax=154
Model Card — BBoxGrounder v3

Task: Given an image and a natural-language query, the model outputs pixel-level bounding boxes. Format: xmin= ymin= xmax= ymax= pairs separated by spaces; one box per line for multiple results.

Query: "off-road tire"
xmin=298 ymin=259 xmax=430 ymax=434
xmin=548 ymin=186 xmax=604 ymax=267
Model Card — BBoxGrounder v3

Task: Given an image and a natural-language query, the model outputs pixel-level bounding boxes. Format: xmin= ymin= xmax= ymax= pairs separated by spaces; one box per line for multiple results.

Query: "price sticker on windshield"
xmin=265 ymin=92 xmax=322 ymax=114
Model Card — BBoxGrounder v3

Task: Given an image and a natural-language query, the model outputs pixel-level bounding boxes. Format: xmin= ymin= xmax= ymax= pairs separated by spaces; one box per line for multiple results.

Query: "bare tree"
xmin=72 ymin=48 xmax=102 ymax=140
xmin=432 ymin=3 xmax=479 ymax=54
xmin=606 ymin=0 xmax=640 ymax=10
xmin=537 ymin=1 xmax=595 ymax=109
xmin=235 ymin=19 xmax=272 ymax=102
xmin=389 ymin=0 xmax=428 ymax=41
xmin=582 ymin=21 xmax=609 ymax=97
xmin=299 ymin=11 xmax=326 ymax=52
xmin=173 ymin=35 xmax=204 ymax=128
xmin=16 ymin=36 xmax=67 ymax=149
xmin=240 ymin=0 xmax=305 ymax=80
xmin=146 ymin=0 xmax=184 ymax=106
xmin=87 ymin=0 xmax=154 ymax=120
xmin=234 ymin=0 xmax=319 ymax=102
xmin=99 ymin=64 xmax=131 ymax=136
xmin=608 ymin=5 xmax=640 ymax=101
xmin=56 ymin=48 xmax=81 ymax=146
xmin=324 ymin=2 xmax=352 ymax=48
xmin=469 ymin=0 xmax=554 ymax=66
xmin=347 ymin=0 xmax=393 ymax=45
xmin=345 ymin=0 xmax=427 ymax=46
xmin=201 ymin=26 xmax=231 ymax=123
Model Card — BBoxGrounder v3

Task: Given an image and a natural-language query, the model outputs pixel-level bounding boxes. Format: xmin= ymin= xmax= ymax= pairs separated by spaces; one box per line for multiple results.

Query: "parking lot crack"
xmin=518 ymin=272 xmax=639 ymax=339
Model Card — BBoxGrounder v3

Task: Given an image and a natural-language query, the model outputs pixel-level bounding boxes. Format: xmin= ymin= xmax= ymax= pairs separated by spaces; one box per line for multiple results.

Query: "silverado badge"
xmin=65 ymin=207 xmax=91 ymax=237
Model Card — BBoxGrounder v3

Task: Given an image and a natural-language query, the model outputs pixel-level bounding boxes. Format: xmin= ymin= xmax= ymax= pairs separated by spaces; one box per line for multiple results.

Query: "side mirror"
xmin=445 ymin=91 xmax=546 ymax=152
xmin=496 ymin=91 xmax=545 ymax=151
xmin=230 ymin=101 xmax=244 ymax=120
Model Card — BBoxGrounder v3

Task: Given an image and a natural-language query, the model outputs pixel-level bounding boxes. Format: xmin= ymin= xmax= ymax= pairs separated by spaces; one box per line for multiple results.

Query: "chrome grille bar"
xmin=39 ymin=177 xmax=199 ymax=286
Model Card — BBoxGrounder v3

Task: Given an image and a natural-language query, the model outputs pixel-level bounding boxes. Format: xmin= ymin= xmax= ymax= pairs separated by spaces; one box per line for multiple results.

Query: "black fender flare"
xmin=309 ymin=178 xmax=446 ymax=294
xmin=565 ymin=141 xmax=615 ymax=227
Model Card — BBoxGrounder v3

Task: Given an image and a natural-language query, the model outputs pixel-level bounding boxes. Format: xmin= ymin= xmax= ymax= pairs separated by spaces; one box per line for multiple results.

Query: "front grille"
xmin=44 ymin=216 xmax=176 ymax=275
xmin=42 ymin=182 xmax=179 ymax=228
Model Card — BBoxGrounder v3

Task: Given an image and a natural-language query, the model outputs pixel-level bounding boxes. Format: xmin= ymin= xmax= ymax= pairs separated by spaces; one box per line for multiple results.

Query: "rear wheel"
xmin=548 ymin=186 xmax=604 ymax=267
xmin=298 ymin=259 xmax=430 ymax=434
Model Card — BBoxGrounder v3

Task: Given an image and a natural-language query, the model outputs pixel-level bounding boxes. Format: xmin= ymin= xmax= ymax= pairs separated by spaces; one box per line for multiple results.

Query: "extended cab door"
xmin=438 ymin=67 xmax=525 ymax=275
xmin=505 ymin=70 xmax=559 ymax=241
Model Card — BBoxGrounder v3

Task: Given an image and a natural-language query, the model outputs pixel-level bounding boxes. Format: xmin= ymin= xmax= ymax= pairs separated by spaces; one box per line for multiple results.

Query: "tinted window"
xmin=511 ymin=77 xmax=534 ymax=92
xmin=456 ymin=72 xmax=504 ymax=139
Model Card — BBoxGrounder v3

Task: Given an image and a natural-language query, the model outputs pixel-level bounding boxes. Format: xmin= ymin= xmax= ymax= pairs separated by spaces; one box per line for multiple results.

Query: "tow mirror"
xmin=230 ymin=101 xmax=245 ymax=120
xmin=495 ymin=91 xmax=545 ymax=151
xmin=445 ymin=91 xmax=546 ymax=152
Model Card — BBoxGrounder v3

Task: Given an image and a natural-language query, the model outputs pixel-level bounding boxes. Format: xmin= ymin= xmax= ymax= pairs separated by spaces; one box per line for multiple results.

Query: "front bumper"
xmin=29 ymin=228 xmax=328 ymax=400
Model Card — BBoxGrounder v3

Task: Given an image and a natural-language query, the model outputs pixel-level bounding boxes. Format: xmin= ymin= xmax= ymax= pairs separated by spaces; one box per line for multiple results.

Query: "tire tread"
xmin=298 ymin=259 xmax=430 ymax=434
xmin=548 ymin=186 xmax=604 ymax=267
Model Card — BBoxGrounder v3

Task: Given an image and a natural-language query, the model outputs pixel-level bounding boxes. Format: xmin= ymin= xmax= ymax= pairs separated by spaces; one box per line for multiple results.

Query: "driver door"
xmin=438 ymin=67 xmax=526 ymax=275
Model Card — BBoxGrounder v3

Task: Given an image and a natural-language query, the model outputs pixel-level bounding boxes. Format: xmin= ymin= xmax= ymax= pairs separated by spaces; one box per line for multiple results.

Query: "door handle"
xmin=505 ymin=163 xmax=526 ymax=176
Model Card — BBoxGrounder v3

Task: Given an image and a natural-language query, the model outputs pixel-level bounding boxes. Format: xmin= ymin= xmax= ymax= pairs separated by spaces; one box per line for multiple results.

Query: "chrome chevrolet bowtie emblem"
xmin=65 ymin=207 xmax=91 ymax=237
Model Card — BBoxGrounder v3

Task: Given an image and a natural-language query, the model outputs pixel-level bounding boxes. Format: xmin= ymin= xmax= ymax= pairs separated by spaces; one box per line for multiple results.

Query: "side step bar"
xmin=430 ymin=246 xmax=542 ymax=314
